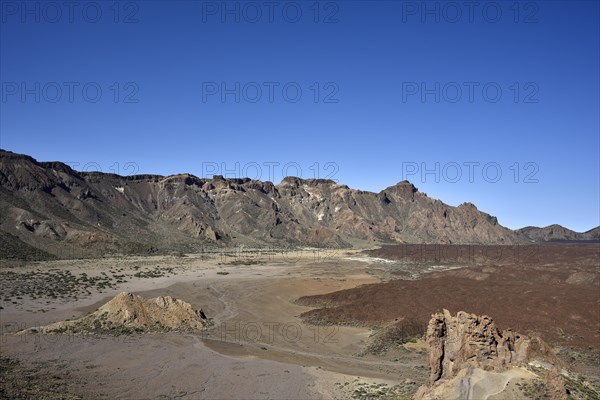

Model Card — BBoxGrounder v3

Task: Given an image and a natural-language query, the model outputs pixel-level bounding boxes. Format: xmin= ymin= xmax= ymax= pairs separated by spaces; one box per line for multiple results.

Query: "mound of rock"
xmin=22 ymin=292 xmax=208 ymax=334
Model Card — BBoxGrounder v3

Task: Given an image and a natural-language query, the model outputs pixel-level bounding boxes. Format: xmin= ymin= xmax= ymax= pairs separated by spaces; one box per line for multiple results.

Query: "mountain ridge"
xmin=1 ymin=149 xmax=591 ymax=259
xmin=517 ymin=224 xmax=600 ymax=242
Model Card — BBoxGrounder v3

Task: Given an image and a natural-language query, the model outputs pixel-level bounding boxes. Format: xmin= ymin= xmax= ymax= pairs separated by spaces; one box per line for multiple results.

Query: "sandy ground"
xmin=4 ymin=247 xmax=596 ymax=398
xmin=417 ymin=367 xmax=536 ymax=400
xmin=0 ymin=251 xmax=428 ymax=399
xmin=470 ymin=368 xmax=535 ymax=400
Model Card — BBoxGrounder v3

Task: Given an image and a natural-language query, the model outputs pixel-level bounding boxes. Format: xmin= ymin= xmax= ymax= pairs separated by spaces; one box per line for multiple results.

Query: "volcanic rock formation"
xmin=426 ymin=309 xmax=556 ymax=384
xmin=413 ymin=310 xmax=568 ymax=400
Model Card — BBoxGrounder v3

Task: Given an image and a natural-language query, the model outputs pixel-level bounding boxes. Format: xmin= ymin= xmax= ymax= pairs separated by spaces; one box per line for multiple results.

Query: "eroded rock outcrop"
xmin=21 ymin=292 xmax=208 ymax=334
xmin=414 ymin=309 xmax=565 ymax=399
xmin=427 ymin=309 xmax=556 ymax=384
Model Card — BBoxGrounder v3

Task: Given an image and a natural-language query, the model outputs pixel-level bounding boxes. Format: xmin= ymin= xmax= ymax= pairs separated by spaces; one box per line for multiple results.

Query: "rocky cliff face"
xmin=0 ymin=150 xmax=527 ymax=258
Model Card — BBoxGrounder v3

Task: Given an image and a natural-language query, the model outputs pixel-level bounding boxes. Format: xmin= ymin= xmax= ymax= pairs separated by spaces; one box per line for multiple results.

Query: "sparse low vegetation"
xmin=563 ymin=374 xmax=600 ymax=400
xmin=359 ymin=321 xmax=423 ymax=356
xmin=348 ymin=381 xmax=414 ymax=399
xmin=0 ymin=269 xmax=118 ymax=303
xmin=220 ymin=259 xmax=265 ymax=266
xmin=518 ymin=379 xmax=551 ymax=400
xmin=0 ymin=356 xmax=81 ymax=399
xmin=133 ymin=265 xmax=174 ymax=278
xmin=0 ymin=264 xmax=178 ymax=310
xmin=518 ymin=366 xmax=600 ymax=400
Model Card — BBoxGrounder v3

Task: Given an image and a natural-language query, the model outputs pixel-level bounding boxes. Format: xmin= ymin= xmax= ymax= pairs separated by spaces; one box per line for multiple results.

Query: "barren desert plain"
xmin=1 ymin=244 xmax=599 ymax=399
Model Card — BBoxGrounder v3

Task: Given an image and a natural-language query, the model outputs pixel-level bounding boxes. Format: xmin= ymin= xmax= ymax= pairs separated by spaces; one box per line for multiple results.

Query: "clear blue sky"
xmin=1 ymin=0 xmax=598 ymax=232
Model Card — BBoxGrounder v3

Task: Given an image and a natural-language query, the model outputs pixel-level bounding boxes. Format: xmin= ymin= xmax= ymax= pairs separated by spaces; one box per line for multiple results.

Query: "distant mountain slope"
xmin=0 ymin=149 xmax=527 ymax=258
xmin=518 ymin=224 xmax=600 ymax=242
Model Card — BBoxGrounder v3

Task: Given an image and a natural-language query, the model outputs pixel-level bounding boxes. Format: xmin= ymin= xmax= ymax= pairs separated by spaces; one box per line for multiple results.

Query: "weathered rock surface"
xmin=0 ymin=150 xmax=531 ymax=259
xmin=426 ymin=309 xmax=556 ymax=384
xmin=21 ymin=292 xmax=208 ymax=334
xmin=414 ymin=309 xmax=567 ymax=399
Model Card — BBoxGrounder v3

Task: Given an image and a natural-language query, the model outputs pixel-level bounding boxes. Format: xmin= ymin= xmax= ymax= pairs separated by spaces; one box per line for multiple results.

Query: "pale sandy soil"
xmin=470 ymin=368 xmax=535 ymax=400
xmin=417 ymin=367 xmax=536 ymax=400
xmin=0 ymin=251 xmax=428 ymax=399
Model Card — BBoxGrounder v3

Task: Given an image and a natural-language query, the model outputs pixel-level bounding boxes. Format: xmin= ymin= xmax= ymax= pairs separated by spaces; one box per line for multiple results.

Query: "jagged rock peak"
xmin=458 ymin=202 xmax=478 ymax=210
xmin=0 ymin=149 xmax=37 ymax=162
xmin=396 ymin=179 xmax=417 ymax=187
xmin=382 ymin=180 xmax=418 ymax=197
xmin=278 ymin=176 xmax=338 ymax=187
xmin=426 ymin=309 xmax=558 ymax=384
xmin=159 ymin=173 xmax=204 ymax=184
xmin=0 ymin=149 xmax=78 ymax=176
xmin=210 ymin=175 xmax=250 ymax=184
